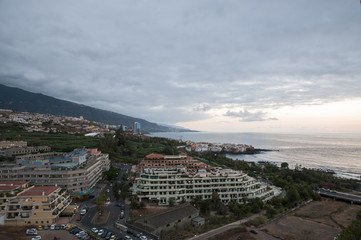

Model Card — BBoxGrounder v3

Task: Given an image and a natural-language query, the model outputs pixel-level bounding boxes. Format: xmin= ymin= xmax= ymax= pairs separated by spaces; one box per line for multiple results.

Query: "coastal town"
xmin=0 ymin=111 xmax=361 ymax=240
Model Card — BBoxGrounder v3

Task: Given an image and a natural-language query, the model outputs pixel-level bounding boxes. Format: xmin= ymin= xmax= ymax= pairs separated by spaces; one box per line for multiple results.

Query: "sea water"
xmin=148 ymin=132 xmax=361 ymax=180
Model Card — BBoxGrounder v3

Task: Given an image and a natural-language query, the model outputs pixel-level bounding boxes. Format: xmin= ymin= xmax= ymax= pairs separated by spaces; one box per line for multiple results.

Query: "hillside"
xmin=0 ymin=83 xmax=192 ymax=133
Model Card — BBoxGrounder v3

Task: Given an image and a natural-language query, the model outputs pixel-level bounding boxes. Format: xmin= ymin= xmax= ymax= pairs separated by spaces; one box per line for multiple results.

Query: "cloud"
xmin=0 ymin=0 xmax=360 ymax=126
xmin=224 ymin=110 xmax=278 ymax=122
xmin=193 ymin=104 xmax=211 ymax=112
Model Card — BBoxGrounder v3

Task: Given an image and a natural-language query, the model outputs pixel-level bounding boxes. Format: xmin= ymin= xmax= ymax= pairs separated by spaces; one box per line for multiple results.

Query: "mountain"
xmin=0 ymin=83 xmax=194 ymax=133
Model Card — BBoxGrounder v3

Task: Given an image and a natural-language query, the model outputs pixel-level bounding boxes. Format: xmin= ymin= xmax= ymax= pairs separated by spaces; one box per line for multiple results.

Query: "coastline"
xmin=147 ymin=132 xmax=361 ymax=180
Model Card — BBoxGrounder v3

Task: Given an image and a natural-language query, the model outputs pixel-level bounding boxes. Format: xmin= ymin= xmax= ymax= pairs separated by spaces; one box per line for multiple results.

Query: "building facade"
xmin=0 ymin=181 xmax=71 ymax=226
xmin=136 ymin=153 xmax=211 ymax=172
xmin=133 ymin=122 xmax=141 ymax=134
xmin=133 ymin=154 xmax=274 ymax=205
xmin=0 ymin=149 xmax=110 ymax=195
xmin=0 ymin=141 xmax=27 ymax=149
xmin=0 ymin=146 xmax=51 ymax=157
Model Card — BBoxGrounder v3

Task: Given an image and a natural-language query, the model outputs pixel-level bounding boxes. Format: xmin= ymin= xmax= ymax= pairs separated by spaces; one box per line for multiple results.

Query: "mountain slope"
xmin=0 ymin=83 xmax=188 ymax=133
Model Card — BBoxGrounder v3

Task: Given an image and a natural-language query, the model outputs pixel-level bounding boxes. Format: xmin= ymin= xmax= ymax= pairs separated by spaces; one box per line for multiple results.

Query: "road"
xmin=188 ymin=214 xmax=263 ymax=240
xmin=70 ymin=163 xmax=149 ymax=239
xmin=318 ymin=188 xmax=361 ymax=204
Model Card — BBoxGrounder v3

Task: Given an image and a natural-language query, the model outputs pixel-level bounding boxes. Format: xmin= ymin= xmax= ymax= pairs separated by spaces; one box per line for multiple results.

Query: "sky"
xmin=0 ymin=0 xmax=361 ymax=133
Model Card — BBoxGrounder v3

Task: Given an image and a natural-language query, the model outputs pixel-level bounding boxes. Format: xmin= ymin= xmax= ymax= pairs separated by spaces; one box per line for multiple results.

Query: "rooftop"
xmin=18 ymin=186 xmax=59 ymax=197
xmin=145 ymin=154 xmax=165 ymax=159
xmin=0 ymin=181 xmax=28 ymax=191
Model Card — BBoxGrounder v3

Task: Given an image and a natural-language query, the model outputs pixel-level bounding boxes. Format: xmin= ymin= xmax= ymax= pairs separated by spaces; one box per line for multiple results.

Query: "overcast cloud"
xmin=0 ymin=0 xmax=360 ymax=126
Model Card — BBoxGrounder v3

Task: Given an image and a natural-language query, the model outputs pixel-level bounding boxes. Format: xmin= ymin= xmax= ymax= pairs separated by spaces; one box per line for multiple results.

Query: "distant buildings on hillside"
xmin=0 ymin=141 xmax=51 ymax=158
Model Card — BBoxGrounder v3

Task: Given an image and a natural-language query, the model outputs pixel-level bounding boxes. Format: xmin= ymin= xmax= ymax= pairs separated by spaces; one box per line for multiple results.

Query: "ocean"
xmin=147 ymin=132 xmax=361 ymax=180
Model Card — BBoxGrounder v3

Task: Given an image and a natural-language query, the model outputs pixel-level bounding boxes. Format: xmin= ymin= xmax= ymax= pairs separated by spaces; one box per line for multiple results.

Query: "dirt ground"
xmin=256 ymin=199 xmax=361 ymax=240
xmin=131 ymin=205 xmax=169 ymax=218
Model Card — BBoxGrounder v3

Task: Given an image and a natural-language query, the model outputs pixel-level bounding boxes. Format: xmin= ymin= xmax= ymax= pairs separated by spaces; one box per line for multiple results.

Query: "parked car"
xmin=54 ymin=237 xmax=61 ymax=240
xmin=98 ymin=229 xmax=105 ymax=236
xmin=105 ymin=232 xmax=113 ymax=240
xmin=55 ymin=224 xmax=61 ymax=230
xmin=31 ymin=236 xmax=41 ymax=240
xmin=133 ymin=233 xmax=140 ymax=238
xmin=50 ymin=224 xmax=55 ymax=230
xmin=116 ymin=203 xmax=124 ymax=208
xmin=26 ymin=228 xmax=38 ymax=235
xmin=76 ymin=215 xmax=82 ymax=221
xmin=80 ymin=209 xmax=87 ymax=215
xmin=69 ymin=226 xmax=78 ymax=233
xmin=43 ymin=225 xmax=49 ymax=230
xmin=120 ymin=210 xmax=124 ymax=219
xmin=101 ymin=230 xmax=108 ymax=238
xmin=250 ymin=229 xmax=258 ymax=234
xmin=91 ymin=227 xmax=98 ymax=233
xmin=140 ymin=236 xmax=147 ymax=240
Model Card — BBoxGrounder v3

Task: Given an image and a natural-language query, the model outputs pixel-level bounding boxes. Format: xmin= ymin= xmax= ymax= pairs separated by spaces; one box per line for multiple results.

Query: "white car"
xmin=80 ymin=209 xmax=87 ymax=215
xmin=98 ymin=229 xmax=105 ymax=235
xmin=26 ymin=228 xmax=37 ymax=235
xmin=91 ymin=227 xmax=98 ymax=233
xmin=31 ymin=236 xmax=41 ymax=240
xmin=50 ymin=224 xmax=55 ymax=230
xmin=140 ymin=236 xmax=147 ymax=240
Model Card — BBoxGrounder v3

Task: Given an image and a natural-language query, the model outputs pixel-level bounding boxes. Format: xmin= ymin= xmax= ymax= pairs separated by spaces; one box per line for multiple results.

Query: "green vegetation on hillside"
xmin=0 ymin=122 xmax=99 ymax=152
xmin=97 ymin=129 xmax=183 ymax=162
xmin=337 ymin=210 xmax=361 ymax=240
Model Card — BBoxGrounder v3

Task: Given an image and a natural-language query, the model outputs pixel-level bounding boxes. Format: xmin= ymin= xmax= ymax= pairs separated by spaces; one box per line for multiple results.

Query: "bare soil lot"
xmin=257 ymin=199 xmax=361 ymax=240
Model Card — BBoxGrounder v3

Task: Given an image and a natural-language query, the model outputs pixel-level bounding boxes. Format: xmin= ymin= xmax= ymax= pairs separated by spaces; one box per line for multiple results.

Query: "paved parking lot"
xmin=25 ymin=229 xmax=78 ymax=240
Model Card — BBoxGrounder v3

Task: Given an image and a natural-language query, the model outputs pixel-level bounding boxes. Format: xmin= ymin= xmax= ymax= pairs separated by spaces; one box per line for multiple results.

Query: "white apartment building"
xmin=134 ymin=167 xmax=274 ymax=205
xmin=0 ymin=149 xmax=110 ymax=195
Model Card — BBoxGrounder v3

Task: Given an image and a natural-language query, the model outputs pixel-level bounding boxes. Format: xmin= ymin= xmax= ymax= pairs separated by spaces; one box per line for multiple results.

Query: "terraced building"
xmin=133 ymin=154 xmax=274 ymax=205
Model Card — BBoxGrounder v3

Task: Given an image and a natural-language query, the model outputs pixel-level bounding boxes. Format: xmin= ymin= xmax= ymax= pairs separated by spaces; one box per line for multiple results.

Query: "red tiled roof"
xmin=145 ymin=154 xmax=165 ymax=159
xmin=18 ymin=186 xmax=59 ymax=197
xmin=0 ymin=181 xmax=28 ymax=191
xmin=0 ymin=186 xmax=21 ymax=191
xmin=0 ymin=180 xmax=28 ymax=186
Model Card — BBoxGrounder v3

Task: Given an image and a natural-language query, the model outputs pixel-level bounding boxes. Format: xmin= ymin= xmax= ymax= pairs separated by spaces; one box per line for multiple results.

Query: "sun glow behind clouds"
xmin=176 ymin=99 xmax=361 ymax=133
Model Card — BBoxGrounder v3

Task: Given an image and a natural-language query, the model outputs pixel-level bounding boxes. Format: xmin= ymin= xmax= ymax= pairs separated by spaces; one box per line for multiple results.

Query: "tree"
xmin=211 ymin=191 xmax=221 ymax=210
xmin=169 ymin=198 xmax=175 ymax=207
xmin=281 ymin=162 xmax=289 ymax=169
xmin=200 ymin=200 xmax=211 ymax=215
xmin=286 ymin=187 xmax=300 ymax=205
